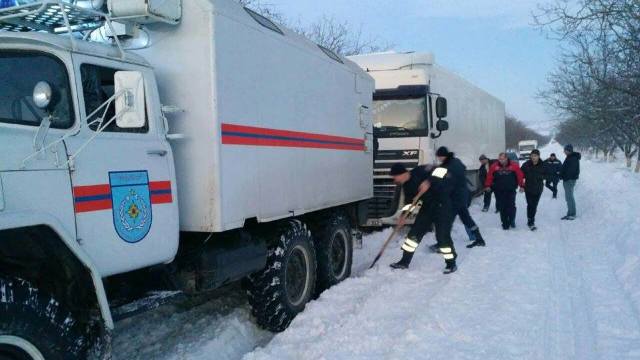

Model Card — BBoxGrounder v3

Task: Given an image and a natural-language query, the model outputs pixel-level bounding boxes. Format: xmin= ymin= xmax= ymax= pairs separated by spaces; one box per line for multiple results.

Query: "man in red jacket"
xmin=484 ymin=152 xmax=525 ymax=230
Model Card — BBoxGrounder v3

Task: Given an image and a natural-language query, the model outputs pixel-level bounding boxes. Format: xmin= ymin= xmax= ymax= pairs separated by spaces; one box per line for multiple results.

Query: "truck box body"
xmin=349 ymin=52 xmax=505 ymax=225
xmin=137 ymin=0 xmax=374 ymax=232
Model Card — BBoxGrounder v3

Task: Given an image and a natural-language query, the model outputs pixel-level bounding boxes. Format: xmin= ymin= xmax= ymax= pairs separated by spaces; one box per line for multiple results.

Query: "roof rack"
xmin=0 ymin=0 xmax=125 ymax=58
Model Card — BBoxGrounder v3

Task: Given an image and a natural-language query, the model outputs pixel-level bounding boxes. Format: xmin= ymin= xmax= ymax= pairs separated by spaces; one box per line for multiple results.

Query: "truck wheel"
xmin=245 ymin=220 xmax=317 ymax=332
xmin=0 ymin=277 xmax=91 ymax=360
xmin=313 ymin=212 xmax=353 ymax=293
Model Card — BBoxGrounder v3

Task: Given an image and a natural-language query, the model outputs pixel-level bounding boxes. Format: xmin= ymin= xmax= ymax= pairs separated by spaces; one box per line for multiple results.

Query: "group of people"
xmin=387 ymin=144 xmax=581 ymax=274
xmin=479 ymin=144 xmax=581 ymax=230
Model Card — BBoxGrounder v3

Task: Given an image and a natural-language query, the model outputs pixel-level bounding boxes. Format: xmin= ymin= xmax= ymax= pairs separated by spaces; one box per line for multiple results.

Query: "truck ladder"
xmin=0 ymin=0 xmax=125 ymax=58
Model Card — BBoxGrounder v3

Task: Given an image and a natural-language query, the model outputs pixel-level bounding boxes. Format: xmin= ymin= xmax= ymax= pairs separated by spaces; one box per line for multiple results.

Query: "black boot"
xmin=528 ymin=219 xmax=537 ymax=231
xmin=390 ymin=250 xmax=414 ymax=270
xmin=443 ymin=260 xmax=457 ymax=274
xmin=466 ymin=229 xmax=486 ymax=248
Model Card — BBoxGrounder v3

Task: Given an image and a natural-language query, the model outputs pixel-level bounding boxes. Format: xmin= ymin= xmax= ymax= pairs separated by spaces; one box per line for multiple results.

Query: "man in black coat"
xmin=520 ymin=149 xmax=547 ymax=230
xmin=543 ymin=153 xmax=562 ymax=198
xmin=437 ymin=147 xmax=486 ymax=249
xmin=560 ymin=144 xmax=581 ymax=220
xmin=389 ymin=163 xmax=458 ymax=274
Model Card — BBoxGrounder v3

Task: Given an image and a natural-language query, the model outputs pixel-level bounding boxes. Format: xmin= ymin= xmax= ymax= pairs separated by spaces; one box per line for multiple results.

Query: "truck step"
xmin=111 ymin=291 xmax=185 ymax=322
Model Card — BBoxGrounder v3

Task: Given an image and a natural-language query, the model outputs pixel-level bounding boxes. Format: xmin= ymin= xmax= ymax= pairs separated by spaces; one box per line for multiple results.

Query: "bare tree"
xmin=297 ymin=16 xmax=393 ymax=56
xmin=236 ymin=0 xmax=392 ymax=56
xmin=535 ymin=0 xmax=640 ymax=171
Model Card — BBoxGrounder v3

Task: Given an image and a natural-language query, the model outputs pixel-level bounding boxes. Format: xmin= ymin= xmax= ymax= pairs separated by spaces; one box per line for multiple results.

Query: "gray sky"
xmin=268 ymin=0 xmax=560 ymax=134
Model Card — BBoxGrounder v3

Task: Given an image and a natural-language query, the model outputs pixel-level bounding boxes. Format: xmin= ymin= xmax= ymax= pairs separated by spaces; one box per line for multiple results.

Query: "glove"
xmin=402 ymin=200 xmax=422 ymax=215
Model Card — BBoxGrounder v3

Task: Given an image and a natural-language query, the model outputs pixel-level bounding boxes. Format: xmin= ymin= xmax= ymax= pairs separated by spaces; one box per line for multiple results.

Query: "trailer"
xmin=348 ymin=52 xmax=505 ymax=226
xmin=0 ymin=0 xmax=373 ymax=358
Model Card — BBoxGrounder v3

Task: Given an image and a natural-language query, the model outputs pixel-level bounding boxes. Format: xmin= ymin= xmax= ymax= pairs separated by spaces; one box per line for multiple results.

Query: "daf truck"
xmin=0 ymin=0 xmax=374 ymax=358
xmin=518 ymin=140 xmax=539 ymax=160
xmin=349 ymin=52 xmax=506 ymax=227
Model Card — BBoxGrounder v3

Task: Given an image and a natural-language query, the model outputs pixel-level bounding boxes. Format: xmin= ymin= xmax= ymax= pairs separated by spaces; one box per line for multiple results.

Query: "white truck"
xmin=0 ymin=0 xmax=374 ymax=358
xmin=348 ymin=52 xmax=506 ymax=226
xmin=518 ymin=140 xmax=539 ymax=160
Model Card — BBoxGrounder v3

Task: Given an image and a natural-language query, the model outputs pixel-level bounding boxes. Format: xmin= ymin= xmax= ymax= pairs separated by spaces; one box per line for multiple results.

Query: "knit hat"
xmin=564 ymin=144 xmax=574 ymax=152
xmin=531 ymin=149 xmax=540 ymax=156
xmin=389 ymin=163 xmax=408 ymax=176
xmin=479 ymin=154 xmax=488 ymax=161
xmin=436 ymin=146 xmax=450 ymax=157
xmin=550 ymin=153 xmax=556 ymax=157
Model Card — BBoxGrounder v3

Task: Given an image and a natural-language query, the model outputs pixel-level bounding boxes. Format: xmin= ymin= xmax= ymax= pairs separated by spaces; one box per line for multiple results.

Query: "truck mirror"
xmin=435 ymin=97 xmax=447 ymax=118
xmin=33 ymin=81 xmax=56 ymax=110
xmin=436 ymin=119 xmax=449 ymax=132
xmin=114 ymin=71 xmax=146 ymax=128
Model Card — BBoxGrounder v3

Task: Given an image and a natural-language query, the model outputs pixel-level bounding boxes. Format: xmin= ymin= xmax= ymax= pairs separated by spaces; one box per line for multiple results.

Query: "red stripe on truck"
xmin=221 ymin=123 xmax=366 ymax=151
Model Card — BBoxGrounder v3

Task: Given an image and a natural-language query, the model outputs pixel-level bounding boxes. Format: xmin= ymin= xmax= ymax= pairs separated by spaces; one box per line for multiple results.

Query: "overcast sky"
xmin=268 ymin=0 xmax=560 ymax=134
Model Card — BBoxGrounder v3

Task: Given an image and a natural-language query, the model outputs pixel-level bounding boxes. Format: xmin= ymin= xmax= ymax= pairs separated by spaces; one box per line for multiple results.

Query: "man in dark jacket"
xmin=543 ymin=153 xmax=562 ymax=198
xmin=485 ymin=152 xmax=525 ymax=230
xmin=389 ymin=163 xmax=458 ymax=274
xmin=521 ymin=149 xmax=547 ymax=230
xmin=560 ymin=144 xmax=581 ymax=220
xmin=437 ymin=147 xmax=486 ymax=249
xmin=478 ymin=154 xmax=495 ymax=212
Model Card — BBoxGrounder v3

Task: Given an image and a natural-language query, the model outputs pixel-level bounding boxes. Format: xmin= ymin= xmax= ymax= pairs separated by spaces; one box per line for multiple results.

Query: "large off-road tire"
xmin=312 ymin=211 xmax=353 ymax=294
xmin=245 ymin=220 xmax=317 ymax=332
xmin=0 ymin=277 xmax=91 ymax=360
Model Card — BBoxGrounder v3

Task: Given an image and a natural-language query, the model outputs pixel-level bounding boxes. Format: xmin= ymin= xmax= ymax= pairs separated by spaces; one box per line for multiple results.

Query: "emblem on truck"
xmin=109 ymin=171 xmax=153 ymax=243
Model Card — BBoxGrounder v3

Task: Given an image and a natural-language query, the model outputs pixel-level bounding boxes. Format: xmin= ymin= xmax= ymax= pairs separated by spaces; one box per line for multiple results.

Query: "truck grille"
xmin=368 ymin=150 xmax=420 ymax=219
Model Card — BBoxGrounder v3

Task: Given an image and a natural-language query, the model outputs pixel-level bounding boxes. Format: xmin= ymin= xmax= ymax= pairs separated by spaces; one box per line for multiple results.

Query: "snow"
xmin=114 ymin=143 xmax=640 ymax=359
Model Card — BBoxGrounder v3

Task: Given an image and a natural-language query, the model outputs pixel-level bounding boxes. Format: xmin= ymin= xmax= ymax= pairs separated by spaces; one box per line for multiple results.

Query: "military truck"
xmin=0 ymin=0 xmax=374 ymax=358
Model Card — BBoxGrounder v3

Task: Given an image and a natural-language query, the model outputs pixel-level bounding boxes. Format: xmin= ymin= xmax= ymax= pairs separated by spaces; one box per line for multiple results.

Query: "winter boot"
xmin=443 ymin=260 xmax=457 ymax=274
xmin=510 ymin=220 xmax=516 ymax=229
xmin=502 ymin=223 xmax=509 ymax=230
xmin=466 ymin=229 xmax=486 ymax=248
xmin=390 ymin=250 xmax=414 ymax=270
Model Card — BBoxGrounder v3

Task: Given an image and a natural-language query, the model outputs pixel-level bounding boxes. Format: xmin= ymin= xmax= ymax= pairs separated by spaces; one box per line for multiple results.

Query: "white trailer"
xmin=0 ymin=0 xmax=373 ymax=357
xmin=348 ymin=52 xmax=505 ymax=226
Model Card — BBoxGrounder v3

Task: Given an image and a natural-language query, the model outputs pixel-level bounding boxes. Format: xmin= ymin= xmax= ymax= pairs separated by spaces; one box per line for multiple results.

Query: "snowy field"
xmin=114 ymin=143 xmax=640 ymax=359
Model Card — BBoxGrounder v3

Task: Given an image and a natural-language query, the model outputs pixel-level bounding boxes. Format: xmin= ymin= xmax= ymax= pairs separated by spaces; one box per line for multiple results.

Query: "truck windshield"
xmin=520 ymin=145 xmax=536 ymax=151
xmin=373 ymin=98 xmax=427 ymax=135
xmin=0 ymin=51 xmax=74 ymax=129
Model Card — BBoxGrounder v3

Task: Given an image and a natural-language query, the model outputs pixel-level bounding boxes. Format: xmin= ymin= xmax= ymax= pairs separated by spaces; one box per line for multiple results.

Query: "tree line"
xmin=536 ymin=0 xmax=640 ymax=171
xmin=505 ymin=115 xmax=551 ymax=150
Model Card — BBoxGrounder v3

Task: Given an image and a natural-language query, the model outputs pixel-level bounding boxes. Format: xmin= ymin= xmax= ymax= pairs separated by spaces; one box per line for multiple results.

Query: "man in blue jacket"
xmin=560 ymin=144 xmax=581 ymax=220
xmin=436 ymin=147 xmax=486 ymax=249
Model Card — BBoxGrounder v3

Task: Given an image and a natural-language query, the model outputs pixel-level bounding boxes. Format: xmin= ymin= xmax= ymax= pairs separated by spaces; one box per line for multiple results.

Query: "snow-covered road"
xmin=115 ymin=143 xmax=640 ymax=359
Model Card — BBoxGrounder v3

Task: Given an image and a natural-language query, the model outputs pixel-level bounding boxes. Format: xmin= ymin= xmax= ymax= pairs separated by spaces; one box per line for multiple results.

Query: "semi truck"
xmin=0 ymin=0 xmax=375 ymax=358
xmin=518 ymin=140 xmax=539 ymax=160
xmin=348 ymin=52 xmax=506 ymax=227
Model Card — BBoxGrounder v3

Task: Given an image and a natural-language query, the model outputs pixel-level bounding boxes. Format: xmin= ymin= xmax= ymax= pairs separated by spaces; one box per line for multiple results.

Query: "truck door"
xmin=65 ymin=56 xmax=179 ymax=276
